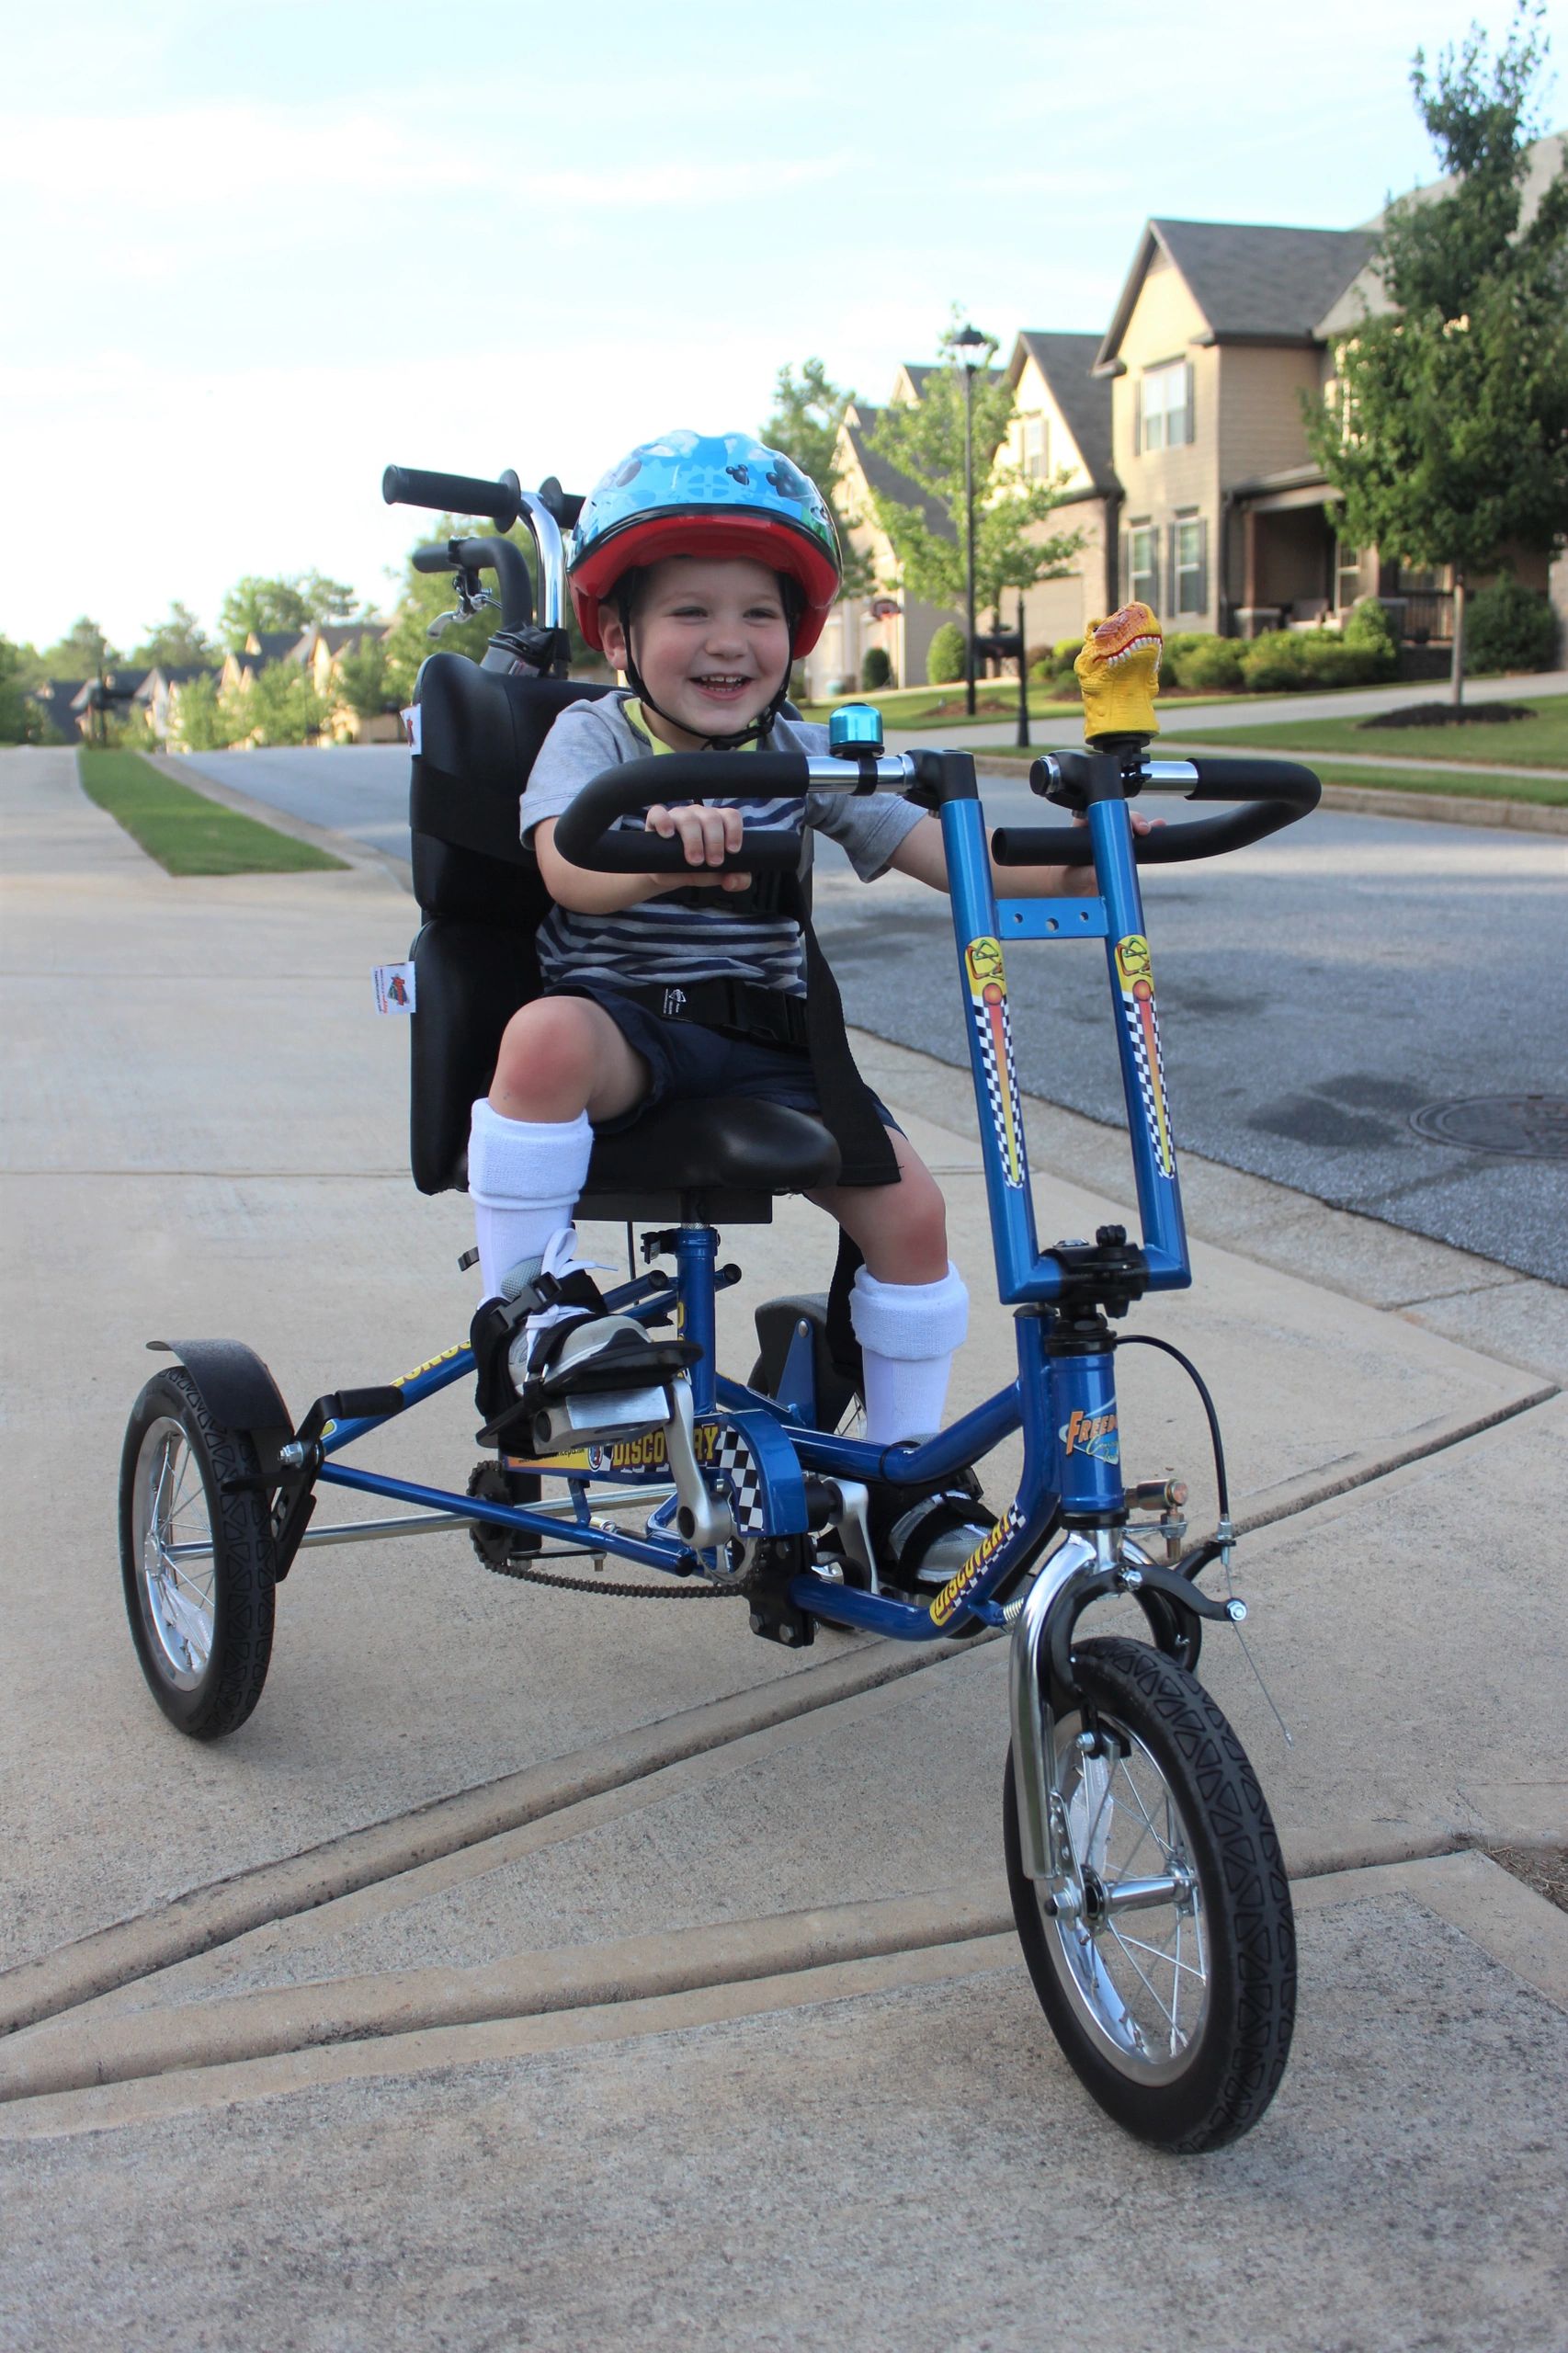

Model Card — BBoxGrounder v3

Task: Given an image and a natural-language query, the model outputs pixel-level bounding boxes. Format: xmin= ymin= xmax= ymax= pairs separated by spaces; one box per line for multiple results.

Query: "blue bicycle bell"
xmin=829 ymin=701 xmax=884 ymax=756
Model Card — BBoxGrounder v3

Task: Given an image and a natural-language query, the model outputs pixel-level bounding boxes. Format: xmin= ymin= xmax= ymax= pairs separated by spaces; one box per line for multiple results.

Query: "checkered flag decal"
xmin=1119 ymin=995 xmax=1175 ymax=1176
xmin=969 ymin=993 xmax=1026 ymax=1188
xmin=712 ymin=1424 xmax=767 ymax=1535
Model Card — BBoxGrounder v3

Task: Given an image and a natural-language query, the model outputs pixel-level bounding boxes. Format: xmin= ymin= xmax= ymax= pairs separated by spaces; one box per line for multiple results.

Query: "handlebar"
xmin=412 ymin=535 xmax=536 ymax=633
xmin=383 ymin=464 xmax=522 ymax=529
xmin=551 ymin=753 xmax=812 ymax=874
xmin=992 ymin=751 xmax=1321 ymax=867
xmin=547 ymin=742 xmax=1319 ymax=879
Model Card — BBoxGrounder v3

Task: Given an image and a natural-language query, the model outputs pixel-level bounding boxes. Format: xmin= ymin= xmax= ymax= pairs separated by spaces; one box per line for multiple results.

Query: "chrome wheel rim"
xmin=132 ymin=1416 xmax=217 ymax=1688
xmin=1040 ymin=1709 xmax=1210 ymax=2084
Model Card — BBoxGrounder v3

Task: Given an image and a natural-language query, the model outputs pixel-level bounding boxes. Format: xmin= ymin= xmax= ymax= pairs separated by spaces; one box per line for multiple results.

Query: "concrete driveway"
xmin=2 ymin=747 xmax=1564 ymax=2352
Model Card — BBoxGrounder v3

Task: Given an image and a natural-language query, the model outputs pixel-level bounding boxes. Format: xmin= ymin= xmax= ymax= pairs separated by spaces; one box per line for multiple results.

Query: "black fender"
xmin=146 ymin=1339 xmax=292 ymax=1477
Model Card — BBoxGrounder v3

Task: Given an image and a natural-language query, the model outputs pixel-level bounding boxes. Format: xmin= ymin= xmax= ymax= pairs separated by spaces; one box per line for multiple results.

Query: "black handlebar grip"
xmin=993 ymin=757 xmax=1321 ymax=867
xmin=1180 ymin=756 xmax=1321 ymax=813
xmin=382 ymin=465 xmax=521 ymax=529
xmin=552 ymin=753 xmax=811 ymax=873
xmin=412 ymin=543 xmax=455 ymax=574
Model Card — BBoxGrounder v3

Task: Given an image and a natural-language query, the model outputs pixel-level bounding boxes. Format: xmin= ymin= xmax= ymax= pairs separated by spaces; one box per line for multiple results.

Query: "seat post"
xmin=673 ymin=1223 xmax=720 ymax=1411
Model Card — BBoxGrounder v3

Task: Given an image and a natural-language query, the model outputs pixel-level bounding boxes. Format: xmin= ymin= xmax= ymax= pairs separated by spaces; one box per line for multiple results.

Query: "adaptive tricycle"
xmin=119 ymin=458 xmax=1320 ymax=2152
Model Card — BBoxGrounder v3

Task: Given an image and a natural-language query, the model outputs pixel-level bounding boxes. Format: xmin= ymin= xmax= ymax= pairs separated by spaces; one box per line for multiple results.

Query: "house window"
xmin=1335 ymin=539 xmax=1363 ymax=611
xmin=1019 ymin=412 xmax=1049 ymax=479
xmin=1128 ymin=523 xmax=1158 ymax=609
xmin=1138 ymin=359 xmax=1192 ymax=453
xmin=1173 ymin=515 xmax=1207 ymax=615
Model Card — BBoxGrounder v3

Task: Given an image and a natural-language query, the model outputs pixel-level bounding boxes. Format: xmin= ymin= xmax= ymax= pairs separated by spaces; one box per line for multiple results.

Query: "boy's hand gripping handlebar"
xmin=551 ymin=753 xmax=812 ymax=873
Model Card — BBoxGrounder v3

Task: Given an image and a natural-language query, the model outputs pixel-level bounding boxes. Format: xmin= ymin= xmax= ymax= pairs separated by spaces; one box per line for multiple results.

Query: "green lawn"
xmin=77 ymin=750 xmax=347 ymax=875
xmin=1159 ymin=694 xmax=1568 ymax=769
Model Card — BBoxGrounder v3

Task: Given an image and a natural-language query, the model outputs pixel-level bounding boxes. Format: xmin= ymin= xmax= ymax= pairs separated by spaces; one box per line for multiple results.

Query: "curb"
xmin=146 ymin=752 xmax=407 ymax=881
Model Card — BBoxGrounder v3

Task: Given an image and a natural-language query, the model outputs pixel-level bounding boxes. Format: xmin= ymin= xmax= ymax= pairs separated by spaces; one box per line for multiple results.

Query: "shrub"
xmin=1239 ymin=631 xmax=1312 ymax=693
xmin=1159 ymin=631 xmax=1215 ymax=689
xmin=1297 ymin=630 xmax=1380 ymax=688
xmin=1052 ymin=635 xmax=1084 ymax=666
xmin=1341 ymin=597 xmax=1399 ymax=679
xmin=1047 ymin=668 xmax=1081 ymax=699
xmin=860 ymin=645 xmax=892 ymax=690
xmin=1464 ymin=574 xmax=1559 ymax=674
xmin=926 ymin=621 xmax=966 ymax=686
xmin=1178 ymin=637 xmax=1244 ymax=693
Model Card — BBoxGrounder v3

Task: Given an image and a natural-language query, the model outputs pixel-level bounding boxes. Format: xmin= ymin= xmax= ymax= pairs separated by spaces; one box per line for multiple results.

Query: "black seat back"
xmin=407 ymin=654 xmax=840 ymax=1217
xmin=408 ymin=654 xmax=611 ymax=1193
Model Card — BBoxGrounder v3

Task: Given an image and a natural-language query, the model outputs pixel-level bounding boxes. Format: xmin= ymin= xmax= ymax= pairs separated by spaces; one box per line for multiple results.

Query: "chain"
xmin=466 ymin=1461 xmax=745 ymax=1599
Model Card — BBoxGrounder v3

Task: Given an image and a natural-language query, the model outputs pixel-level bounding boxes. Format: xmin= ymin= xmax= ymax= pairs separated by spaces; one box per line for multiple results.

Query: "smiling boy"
xmin=466 ymin=431 xmax=1092 ymax=1525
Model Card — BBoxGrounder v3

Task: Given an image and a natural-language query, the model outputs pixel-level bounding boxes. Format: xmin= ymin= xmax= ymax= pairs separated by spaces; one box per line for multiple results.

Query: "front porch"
xmin=1225 ymin=473 xmax=1451 ymax=644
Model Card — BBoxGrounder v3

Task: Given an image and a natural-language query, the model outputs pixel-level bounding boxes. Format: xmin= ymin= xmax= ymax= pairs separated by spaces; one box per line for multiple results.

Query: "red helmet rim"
xmin=571 ymin=509 xmax=839 ymax=654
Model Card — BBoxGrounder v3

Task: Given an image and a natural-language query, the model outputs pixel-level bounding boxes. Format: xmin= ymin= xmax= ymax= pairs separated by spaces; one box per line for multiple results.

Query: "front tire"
xmin=119 ymin=1368 xmax=276 ymax=1738
xmin=1004 ymin=1635 xmax=1294 ymax=2152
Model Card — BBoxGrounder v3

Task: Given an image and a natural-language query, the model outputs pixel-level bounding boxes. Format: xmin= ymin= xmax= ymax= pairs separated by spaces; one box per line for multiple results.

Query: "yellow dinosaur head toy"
xmin=1075 ymin=604 xmax=1163 ymax=743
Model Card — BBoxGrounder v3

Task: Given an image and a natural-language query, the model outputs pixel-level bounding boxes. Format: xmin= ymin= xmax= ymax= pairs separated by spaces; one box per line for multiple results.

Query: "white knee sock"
xmin=848 ymin=1262 xmax=970 ymax=1447
xmin=467 ymin=1098 xmax=593 ymax=1300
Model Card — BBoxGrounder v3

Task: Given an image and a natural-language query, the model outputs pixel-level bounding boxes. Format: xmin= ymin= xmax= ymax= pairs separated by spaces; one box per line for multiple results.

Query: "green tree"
xmin=866 ymin=314 xmax=1085 ymax=631
xmin=763 ymin=358 xmax=875 ymax=597
xmin=170 ymin=674 xmax=242 ymax=752
xmin=335 ymin=633 xmax=392 ymax=721
xmin=135 ymin=601 xmax=214 ymax=669
xmin=41 ymin=616 xmax=119 ymax=676
xmin=217 ymin=570 xmax=359 ymax=652
xmin=0 ymin=636 xmax=45 ymax=743
xmin=1305 ymin=4 xmax=1568 ymax=707
xmin=234 ymin=662 xmax=329 ymax=746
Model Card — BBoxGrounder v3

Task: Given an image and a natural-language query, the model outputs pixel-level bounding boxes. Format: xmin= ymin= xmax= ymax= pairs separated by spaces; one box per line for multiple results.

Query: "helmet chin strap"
xmin=616 ymin=580 xmax=799 ymax=752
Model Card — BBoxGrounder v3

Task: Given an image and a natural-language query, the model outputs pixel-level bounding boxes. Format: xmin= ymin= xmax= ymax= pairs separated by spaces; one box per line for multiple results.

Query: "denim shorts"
xmin=547 ymin=984 xmax=897 ymax=1141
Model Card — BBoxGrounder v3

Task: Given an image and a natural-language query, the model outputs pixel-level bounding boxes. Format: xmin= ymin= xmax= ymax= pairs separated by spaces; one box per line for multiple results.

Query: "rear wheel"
xmin=1004 ymin=1634 xmax=1294 ymax=2151
xmin=119 ymin=1368 xmax=276 ymax=1738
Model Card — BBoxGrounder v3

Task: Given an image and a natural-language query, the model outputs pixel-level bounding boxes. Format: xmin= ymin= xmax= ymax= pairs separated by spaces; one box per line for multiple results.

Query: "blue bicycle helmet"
xmin=570 ymin=429 xmax=841 ymax=656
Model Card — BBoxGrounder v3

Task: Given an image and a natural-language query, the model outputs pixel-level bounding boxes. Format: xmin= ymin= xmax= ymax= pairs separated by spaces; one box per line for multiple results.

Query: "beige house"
xmin=1096 ymin=131 xmax=1565 ymax=643
xmin=1094 ymin=217 xmax=1379 ymax=638
xmin=812 ymin=345 xmax=1114 ymax=694
xmin=1000 ymin=332 xmax=1118 ymax=652
xmin=810 ymin=395 xmax=960 ymax=699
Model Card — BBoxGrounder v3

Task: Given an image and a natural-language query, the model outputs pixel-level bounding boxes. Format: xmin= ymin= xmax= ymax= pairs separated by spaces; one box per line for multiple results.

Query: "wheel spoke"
xmin=1110 ymin=1926 xmax=1206 ymax=1985
xmin=1104 ymin=1919 xmax=1182 ymax=2048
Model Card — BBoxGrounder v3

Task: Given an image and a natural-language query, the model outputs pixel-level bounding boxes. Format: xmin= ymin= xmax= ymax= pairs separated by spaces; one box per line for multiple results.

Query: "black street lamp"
xmin=953 ymin=323 xmax=987 ymax=719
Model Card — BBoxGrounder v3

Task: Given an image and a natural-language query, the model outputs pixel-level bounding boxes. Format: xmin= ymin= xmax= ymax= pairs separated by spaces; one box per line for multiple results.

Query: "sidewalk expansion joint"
xmin=1233 ymin=1382 xmax=1559 ymax=1537
xmin=5 ymin=1384 xmax=1557 ymax=2049
xmin=0 ymin=1639 xmax=974 ymax=2044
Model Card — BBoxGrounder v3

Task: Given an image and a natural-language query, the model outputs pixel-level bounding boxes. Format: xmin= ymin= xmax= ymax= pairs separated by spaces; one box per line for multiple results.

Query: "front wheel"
xmin=119 ymin=1368 xmax=277 ymax=1738
xmin=1004 ymin=1635 xmax=1295 ymax=2152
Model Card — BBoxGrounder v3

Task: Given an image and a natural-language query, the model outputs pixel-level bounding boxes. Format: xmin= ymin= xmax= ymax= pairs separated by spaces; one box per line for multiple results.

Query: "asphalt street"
xmin=184 ymin=745 xmax=1568 ymax=1282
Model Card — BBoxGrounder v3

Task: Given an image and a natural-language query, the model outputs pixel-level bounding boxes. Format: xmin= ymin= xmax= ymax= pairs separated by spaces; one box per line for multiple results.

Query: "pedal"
xmin=528 ymin=1380 xmax=672 ymax=1454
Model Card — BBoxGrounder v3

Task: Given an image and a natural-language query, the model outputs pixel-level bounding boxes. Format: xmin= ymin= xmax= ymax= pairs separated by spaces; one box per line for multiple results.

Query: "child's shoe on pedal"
xmin=471 ymin=1227 xmax=696 ymax=1446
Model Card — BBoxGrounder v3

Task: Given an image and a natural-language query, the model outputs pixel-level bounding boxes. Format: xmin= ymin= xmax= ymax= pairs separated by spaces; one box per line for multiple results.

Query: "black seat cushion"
xmin=410 ymin=917 xmax=840 ymax=1199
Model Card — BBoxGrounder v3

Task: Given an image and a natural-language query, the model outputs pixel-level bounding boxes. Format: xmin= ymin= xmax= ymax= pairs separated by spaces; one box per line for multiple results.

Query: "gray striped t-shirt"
xmin=519 ymin=693 xmax=926 ymax=995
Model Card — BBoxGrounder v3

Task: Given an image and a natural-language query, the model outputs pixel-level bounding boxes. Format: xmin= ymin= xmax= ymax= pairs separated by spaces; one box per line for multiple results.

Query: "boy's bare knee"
xmin=491 ymin=998 xmax=599 ymax=1118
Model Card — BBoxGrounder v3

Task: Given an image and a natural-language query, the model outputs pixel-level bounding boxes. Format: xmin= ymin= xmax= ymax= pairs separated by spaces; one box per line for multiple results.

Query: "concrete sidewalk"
xmin=2 ymin=745 xmax=1564 ymax=2351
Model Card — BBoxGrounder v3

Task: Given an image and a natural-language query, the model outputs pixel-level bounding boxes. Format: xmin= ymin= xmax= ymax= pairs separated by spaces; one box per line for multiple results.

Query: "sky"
xmin=2 ymin=0 xmax=1551 ymax=654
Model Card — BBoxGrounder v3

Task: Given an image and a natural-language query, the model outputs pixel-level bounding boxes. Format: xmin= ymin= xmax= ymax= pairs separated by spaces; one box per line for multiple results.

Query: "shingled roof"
xmin=845 ymin=405 xmax=954 ymax=540
xmin=1012 ymin=332 xmax=1116 ymax=494
xmin=1096 ymin=220 xmax=1377 ymax=369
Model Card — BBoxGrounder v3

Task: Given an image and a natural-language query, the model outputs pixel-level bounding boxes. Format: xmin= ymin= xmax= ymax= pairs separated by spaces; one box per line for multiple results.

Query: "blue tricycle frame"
xmin=120 ymin=466 xmax=1319 ymax=2154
